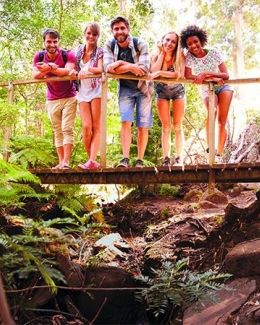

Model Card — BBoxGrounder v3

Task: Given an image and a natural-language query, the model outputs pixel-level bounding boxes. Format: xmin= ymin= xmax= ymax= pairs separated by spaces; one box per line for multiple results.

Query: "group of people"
xmin=33 ymin=16 xmax=233 ymax=169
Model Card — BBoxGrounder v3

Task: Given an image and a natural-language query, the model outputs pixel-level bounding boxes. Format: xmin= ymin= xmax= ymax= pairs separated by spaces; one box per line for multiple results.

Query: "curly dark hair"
xmin=180 ymin=25 xmax=208 ymax=49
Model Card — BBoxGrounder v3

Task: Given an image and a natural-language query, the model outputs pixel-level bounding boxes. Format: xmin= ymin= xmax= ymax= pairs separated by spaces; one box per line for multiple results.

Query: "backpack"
xmin=38 ymin=49 xmax=68 ymax=65
xmin=111 ymin=37 xmax=140 ymax=55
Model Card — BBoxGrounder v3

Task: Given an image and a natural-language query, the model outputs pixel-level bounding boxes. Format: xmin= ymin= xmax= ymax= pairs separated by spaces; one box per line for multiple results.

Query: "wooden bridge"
xmin=1 ymin=74 xmax=260 ymax=189
xmin=32 ymin=163 xmax=260 ymax=185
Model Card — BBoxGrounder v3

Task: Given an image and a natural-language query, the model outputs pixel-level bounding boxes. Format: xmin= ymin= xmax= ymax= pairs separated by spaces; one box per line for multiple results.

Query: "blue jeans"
xmin=118 ymin=86 xmax=152 ymax=127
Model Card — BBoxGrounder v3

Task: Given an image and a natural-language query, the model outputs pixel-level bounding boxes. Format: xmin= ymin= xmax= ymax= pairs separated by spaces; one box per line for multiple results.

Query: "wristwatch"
xmin=48 ymin=63 xmax=57 ymax=70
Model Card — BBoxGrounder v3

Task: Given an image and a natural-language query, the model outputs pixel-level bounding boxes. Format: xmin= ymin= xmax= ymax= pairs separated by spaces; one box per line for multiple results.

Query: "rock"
xmin=184 ymin=189 xmax=203 ymax=202
xmin=73 ymin=266 xmax=145 ymax=324
xmin=94 ymin=233 xmax=131 ymax=259
xmin=200 ymin=189 xmax=228 ymax=205
xmin=183 ymin=278 xmax=256 ymax=325
xmin=199 ymin=200 xmax=218 ymax=209
xmin=223 ymin=239 xmax=260 ymax=276
xmin=254 ymin=308 xmax=260 ymax=321
xmin=228 ymin=185 xmax=243 ymax=197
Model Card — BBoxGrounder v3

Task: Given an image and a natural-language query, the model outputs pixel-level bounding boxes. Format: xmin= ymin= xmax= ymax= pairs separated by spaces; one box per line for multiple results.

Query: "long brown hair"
xmin=161 ymin=32 xmax=183 ymax=77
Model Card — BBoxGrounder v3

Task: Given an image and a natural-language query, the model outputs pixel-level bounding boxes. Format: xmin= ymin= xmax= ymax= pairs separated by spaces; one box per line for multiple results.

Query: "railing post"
xmin=100 ymin=73 xmax=108 ymax=168
xmin=208 ymin=82 xmax=215 ymax=193
xmin=3 ymin=82 xmax=14 ymax=162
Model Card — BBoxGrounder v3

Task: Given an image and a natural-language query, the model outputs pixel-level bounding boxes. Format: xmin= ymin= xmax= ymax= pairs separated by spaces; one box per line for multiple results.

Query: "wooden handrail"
xmin=0 ymin=75 xmax=259 ymax=87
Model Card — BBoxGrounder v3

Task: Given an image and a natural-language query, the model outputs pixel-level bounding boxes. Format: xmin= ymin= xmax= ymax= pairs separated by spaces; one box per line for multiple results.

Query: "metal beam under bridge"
xmin=31 ymin=163 xmax=260 ymax=185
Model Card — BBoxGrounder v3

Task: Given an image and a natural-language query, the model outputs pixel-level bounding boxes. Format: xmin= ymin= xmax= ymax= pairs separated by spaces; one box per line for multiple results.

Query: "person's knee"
xmin=92 ymin=122 xmax=101 ymax=134
xmin=162 ymin=123 xmax=171 ymax=133
xmin=138 ymin=126 xmax=149 ymax=135
xmin=173 ymin=122 xmax=182 ymax=133
xmin=218 ymin=117 xmax=227 ymax=128
xmin=82 ymin=123 xmax=92 ymax=134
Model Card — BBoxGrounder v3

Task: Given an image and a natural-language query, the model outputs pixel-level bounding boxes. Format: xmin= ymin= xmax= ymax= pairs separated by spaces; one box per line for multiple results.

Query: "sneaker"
xmin=78 ymin=160 xmax=100 ymax=170
xmin=117 ymin=157 xmax=130 ymax=168
xmin=162 ymin=156 xmax=171 ymax=167
xmin=135 ymin=159 xmax=144 ymax=168
xmin=173 ymin=156 xmax=183 ymax=166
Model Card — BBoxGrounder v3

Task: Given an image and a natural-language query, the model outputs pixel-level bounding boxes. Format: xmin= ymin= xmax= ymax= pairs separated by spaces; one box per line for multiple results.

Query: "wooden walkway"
xmin=31 ymin=162 xmax=260 ymax=185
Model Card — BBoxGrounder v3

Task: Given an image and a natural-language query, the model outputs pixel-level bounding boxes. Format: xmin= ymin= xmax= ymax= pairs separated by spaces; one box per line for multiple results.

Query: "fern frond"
xmin=137 ymin=259 xmax=231 ymax=318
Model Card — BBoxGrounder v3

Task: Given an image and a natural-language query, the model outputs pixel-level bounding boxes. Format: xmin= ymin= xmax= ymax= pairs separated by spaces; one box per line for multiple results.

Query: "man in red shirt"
xmin=32 ymin=28 xmax=77 ymax=169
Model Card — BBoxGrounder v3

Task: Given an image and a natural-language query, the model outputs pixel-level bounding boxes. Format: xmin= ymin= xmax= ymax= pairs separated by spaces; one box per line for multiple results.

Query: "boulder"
xmin=199 ymin=200 xmax=218 ymax=209
xmin=183 ymin=278 xmax=256 ymax=325
xmin=200 ymin=189 xmax=228 ymax=205
xmin=223 ymin=239 xmax=260 ymax=276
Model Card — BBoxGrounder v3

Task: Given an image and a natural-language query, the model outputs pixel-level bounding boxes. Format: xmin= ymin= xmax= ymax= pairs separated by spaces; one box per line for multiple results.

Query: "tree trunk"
xmin=232 ymin=0 xmax=245 ymax=78
xmin=0 ymin=274 xmax=15 ymax=325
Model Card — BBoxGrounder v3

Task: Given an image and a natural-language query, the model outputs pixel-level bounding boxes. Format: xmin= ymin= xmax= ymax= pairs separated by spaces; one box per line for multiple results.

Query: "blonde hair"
xmin=161 ymin=32 xmax=184 ymax=78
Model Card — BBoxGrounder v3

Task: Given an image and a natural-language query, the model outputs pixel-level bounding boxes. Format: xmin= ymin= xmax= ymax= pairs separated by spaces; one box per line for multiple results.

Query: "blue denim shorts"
xmin=201 ymin=84 xmax=233 ymax=99
xmin=214 ymin=84 xmax=233 ymax=95
xmin=118 ymin=86 xmax=153 ymax=127
xmin=155 ymin=83 xmax=185 ymax=101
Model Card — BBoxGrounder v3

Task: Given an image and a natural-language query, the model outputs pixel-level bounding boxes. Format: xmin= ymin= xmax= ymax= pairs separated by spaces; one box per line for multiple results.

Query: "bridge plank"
xmin=30 ymin=163 xmax=260 ymax=185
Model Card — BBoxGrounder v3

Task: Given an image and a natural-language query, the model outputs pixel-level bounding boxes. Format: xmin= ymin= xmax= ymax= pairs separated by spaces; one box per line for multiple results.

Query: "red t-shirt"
xmin=33 ymin=48 xmax=76 ymax=100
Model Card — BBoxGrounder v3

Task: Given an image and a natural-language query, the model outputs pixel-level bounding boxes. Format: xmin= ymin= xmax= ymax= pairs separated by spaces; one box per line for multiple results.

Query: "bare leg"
xmin=157 ymin=99 xmax=171 ymax=158
xmin=137 ymin=127 xmax=149 ymax=160
xmin=172 ymin=98 xmax=185 ymax=158
xmin=56 ymin=146 xmax=64 ymax=166
xmin=217 ymin=91 xmax=233 ymax=155
xmin=89 ymin=98 xmax=101 ymax=161
xmin=79 ymin=102 xmax=92 ymax=158
xmin=121 ymin=121 xmax=132 ymax=158
xmin=63 ymin=143 xmax=73 ymax=166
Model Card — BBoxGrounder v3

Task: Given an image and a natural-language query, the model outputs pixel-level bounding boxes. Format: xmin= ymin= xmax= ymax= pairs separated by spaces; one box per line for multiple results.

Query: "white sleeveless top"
xmin=77 ymin=60 xmax=101 ymax=103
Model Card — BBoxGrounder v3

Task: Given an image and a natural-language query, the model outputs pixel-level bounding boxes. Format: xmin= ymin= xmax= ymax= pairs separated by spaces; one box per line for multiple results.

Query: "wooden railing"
xmin=1 ymin=75 xmax=259 ymax=174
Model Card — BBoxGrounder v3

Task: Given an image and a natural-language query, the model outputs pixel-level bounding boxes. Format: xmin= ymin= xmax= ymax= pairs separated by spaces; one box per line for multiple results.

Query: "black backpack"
xmin=111 ymin=37 xmax=140 ymax=55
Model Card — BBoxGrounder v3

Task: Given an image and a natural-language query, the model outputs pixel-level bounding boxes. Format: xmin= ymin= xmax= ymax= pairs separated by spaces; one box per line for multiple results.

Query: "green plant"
xmin=9 ymin=136 xmax=55 ymax=168
xmin=0 ymin=159 xmax=41 ymax=209
xmin=0 ymin=217 xmax=73 ymax=292
xmin=161 ymin=207 xmax=170 ymax=219
xmin=159 ymin=184 xmax=181 ymax=197
xmin=137 ymin=259 xmax=231 ymax=318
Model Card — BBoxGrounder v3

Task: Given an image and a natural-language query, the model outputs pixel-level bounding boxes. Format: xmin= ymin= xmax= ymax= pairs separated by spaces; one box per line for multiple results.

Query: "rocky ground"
xmin=3 ymin=182 xmax=260 ymax=324
xmin=100 ymin=183 xmax=260 ymax=324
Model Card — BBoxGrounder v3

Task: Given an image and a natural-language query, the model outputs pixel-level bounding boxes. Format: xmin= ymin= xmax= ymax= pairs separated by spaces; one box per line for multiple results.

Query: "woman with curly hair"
xmin=150 ymin=32 xmax=186 ymax=166
xmin=180 ymin=25 xmax=233 ymax=158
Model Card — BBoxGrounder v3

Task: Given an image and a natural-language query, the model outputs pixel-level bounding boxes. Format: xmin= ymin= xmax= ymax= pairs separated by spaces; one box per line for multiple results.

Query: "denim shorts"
xmin=118 ymin=86 xmax=153 ymax=127
xmin=201 ymin=84 xmax=233 ymax=99
xmin=214 ymin=84 xmax=233 ymax=95
xmin=155 ymin=83 xmax=185 ymax=101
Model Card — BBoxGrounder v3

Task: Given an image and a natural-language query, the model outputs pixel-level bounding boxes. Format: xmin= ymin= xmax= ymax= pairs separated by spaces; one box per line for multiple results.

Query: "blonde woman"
xmin=150 ymin=32 xmax=185 ymax=166
xmin=74 ymin=23 xmax=103 ymax=169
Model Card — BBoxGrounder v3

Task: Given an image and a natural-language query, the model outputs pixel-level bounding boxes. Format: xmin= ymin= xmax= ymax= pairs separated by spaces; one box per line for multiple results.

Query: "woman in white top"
xmin=74 ymin=23 xmax=103 ymax=169
xmin=180 ymin=25 xmax=233 ymax=158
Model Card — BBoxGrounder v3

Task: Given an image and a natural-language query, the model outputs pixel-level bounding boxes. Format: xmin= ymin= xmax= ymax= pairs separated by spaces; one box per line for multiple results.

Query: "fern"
xmin=0 ymin=233 xmax=65 ymax=293
xmin=0 ymin=159 xmax=40 ymax=209
xmin=9 ymin=135 xmax=55 ymax=168
xmin=137 ymin=259 xmax=231 ymax=318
